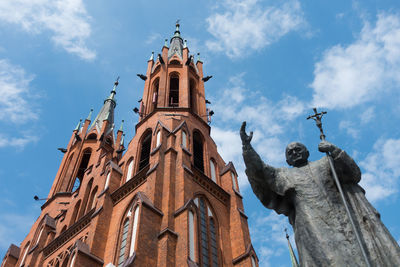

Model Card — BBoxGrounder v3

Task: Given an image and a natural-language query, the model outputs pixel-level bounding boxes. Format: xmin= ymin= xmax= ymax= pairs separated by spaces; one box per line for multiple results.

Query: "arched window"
xmin=104 ymin=171 xmax=111 ymax=190
xmin=78 ymin=179 xmax=93 ymax=218
xmin=117 ymin=219 xmax=130 ymax=267
xmin=231 ymin=172 xmax=238 ymax=191
xmin=188 ymin=210 xmax=196 ymax=261
xmin=193 ymin=131 xmax=204 ymax=172
xmin=129 ymin=205 xmax=139 ymax=257
xmin=169 ymin=75 xmax=179 ymax=107
xmin=86 ymin=186 xmax=98 ymax=212
xmin=182 ymin=131 xmax=187 ymax=149
xmin=72 ymin=149 xmax=92 ymax=191
xmin=61 ymin=253 xmax=70 ymax=267
xmin=19 ymin=242 xmax=30 ymax=267
xmin=251 ymin=256 xmax=257 ymax=267
xmin=210 ymin=159 xmax=217 ymax=183
xmin=138 ymin=131 xmax=152 ymax=171
xmin=34 ymin=226 xmax=44 ymax=246
xmin=152 ymin=79 xmax=159 ymax=109
xmin=197 ymin=197 xmax=219 ymax=267
xmin=126 ymin=159 xmax=134 ymax=182
xmin=156 ymin=130 xmax=161 ymax=147
xmin=70 ymin=253 xmax=76 ymax=267
xmin=117 ymin=204 xmax=141 ymax=266
xmin=70 ymin=200 xmax=81 ymax=226
xmin=87 ymin=133 xmax=97 ymax=140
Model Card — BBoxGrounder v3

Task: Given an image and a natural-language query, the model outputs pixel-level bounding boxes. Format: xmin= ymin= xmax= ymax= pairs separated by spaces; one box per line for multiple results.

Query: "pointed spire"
xmin=74 ymin=119 xmax=82 ymax=131
xmin=149 ymin=51 xmax=154 ymax=61
xmin=119 ymin=120 xmax=124 ymax=132
xmin=183 ymin=40 xmax=187 ymax=48
xmin=168 ymin=21 xmax=184 ymax=60
xmin=164 ymin=39 xmax=168 ymax=48
xmin=197 ymin=52 xmax=202 ymax=62
xmin=87 ymin=77 xmax=119 ymax=134
xmin=87 ymin=108 xmax=94 ymax=121
xmin=285 ymin=229 xmax=299 ymax=267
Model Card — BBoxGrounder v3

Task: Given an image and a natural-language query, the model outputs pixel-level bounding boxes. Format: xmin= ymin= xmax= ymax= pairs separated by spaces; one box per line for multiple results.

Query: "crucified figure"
xmin=240 ymin=121 xmax=400 ymax=266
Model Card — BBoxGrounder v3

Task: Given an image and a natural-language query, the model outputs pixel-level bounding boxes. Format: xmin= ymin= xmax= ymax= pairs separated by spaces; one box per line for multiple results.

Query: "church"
xmin=1 ymin=23 xmax=258 ymax=267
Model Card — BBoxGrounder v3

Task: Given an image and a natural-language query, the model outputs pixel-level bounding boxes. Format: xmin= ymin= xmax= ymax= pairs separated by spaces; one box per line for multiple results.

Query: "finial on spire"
xmin=149 ymin=51 xmax=154 ymax=61
xmin=87 ymin=108 xmax=93 ymax=121
xmin=106 ymin=76 xmax=119 ymax=103
xmin=164 ymin=39 xmax=168 ymax=47
xmin=183 ymin=40 xmax=187 ymax=48
xmin=119 ymin=120 xmax=124 ymax=132
xmin=74 ymin=119 xmax=82 ymax=131
xmin=197 ymin=52 xmax=201 ymax=62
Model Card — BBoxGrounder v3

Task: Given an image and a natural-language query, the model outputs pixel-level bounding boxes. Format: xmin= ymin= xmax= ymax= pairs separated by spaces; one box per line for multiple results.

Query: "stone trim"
xmin=75 ymin=239 xmax=104 ymax=265
xmin=42 ymin=208 xmax=95 ymax=258
xmin=232 ymin=244 xmax=258 ymax=265
xmin=41 ymin=192 xmax=72 ymax=210
xmin=7 ymin=244 xmax=20 ymax=259
xmin=122 ymin=253 xmax=136 ymax=267
xmin=220 ymin=161 xmax=237 ymax=176
xmin=233 ymin=188 xmax=243 ymax=199
xmin=182 ymin=164 xmax=194 ymax=176
xmin=158 ymin=228 xmax=178 ymax=239
xmin=90 ymin=206 xmax=103 ymax=219
xmin=191 ymin=166 xmax=230 ymax=206
xmin=181 ymin=145 xmax=192 ymax=156
xmin=174 ymin=199 xmax=195 ymax=217
xmin=136 ymin=191 xmax=164 ymax=217
xmin=164 ymin=147 xmax=178 ymax=155
xmin=111 ymin=165 xmax=149 ymax=205
xmin=150 ymin=145 xmax=161 ymax=155
xmin=146 ymin=163 xmax=159 ymax=176
xmin=237 ymin=208 xmax=248 ymax=219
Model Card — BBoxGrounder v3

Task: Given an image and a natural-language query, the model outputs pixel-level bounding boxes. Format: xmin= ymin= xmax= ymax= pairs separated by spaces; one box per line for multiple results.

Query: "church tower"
xmin=1 ymin=23 xmax=258 ymax=267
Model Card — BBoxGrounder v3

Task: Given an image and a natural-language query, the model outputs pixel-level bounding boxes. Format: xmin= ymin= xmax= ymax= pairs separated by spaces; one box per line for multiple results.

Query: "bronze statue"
xmin=241 ymin=121 xmax=400 ymax=266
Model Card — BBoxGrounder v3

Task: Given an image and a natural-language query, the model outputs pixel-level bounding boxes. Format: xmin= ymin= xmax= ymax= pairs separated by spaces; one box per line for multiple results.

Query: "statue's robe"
xmin=243 ymin=144 xmax=400 ymax=266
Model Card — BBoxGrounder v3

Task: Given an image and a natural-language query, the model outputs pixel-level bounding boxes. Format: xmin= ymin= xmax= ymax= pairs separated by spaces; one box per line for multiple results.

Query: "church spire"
xmin=168 ymin=20 xmax=184 ymax=60
xmin=87 ymin=77 xmax=119 ymax=134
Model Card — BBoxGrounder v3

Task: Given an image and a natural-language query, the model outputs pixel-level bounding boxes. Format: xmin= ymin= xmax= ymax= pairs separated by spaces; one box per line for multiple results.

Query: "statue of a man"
xmin=240 ymin=122 xmax=400 ymax=266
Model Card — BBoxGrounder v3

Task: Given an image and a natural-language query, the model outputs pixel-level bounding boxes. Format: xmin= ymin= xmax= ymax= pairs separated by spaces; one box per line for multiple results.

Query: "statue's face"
xmin=286 ymin=142 xmax=309 ymax=167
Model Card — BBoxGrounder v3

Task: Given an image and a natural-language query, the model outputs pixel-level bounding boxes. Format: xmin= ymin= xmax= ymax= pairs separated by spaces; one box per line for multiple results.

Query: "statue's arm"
xmin=319 ymin=141 xmax=361 ymax=184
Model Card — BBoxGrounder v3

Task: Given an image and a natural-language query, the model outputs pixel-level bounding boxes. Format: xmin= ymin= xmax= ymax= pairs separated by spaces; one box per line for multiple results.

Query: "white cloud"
xmin=339 ymin=120 xmax=359 ymax=139
xmin=206 ymin=0 xmax=305 ymax=58
xmin=359 ymin=138 xmax=400 ymax=203
xmin=249 ymin=211 xmax=294 ymax=267
xmin=211 ymin=73 xmax=305 ymax=189
xmin=0 ymin=59 xmax=39 ymax=124
xmin=360 ymin=107 xmax=375 ymax=124
xmin=0 ymin=213 xmax=36 ymax=250
xmin=0 ymin=59 xmax=40 ymax=149
xmin=311 ymin=13 xmax=400 ymax=109
xmin=145 ymin=33 xmax=162 ymax=45
xmin=0 ymin=0 xmax=95 ymax=60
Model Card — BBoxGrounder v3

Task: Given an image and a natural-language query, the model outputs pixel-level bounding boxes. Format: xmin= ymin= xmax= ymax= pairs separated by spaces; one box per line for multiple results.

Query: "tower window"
xmin=126 ymin=159 xmax=134 ymax=182
xmin=231 ymin=172 xmax=238 ymax=191
xmin=138 ymin=131 xmax=152 ymax=171
xmin=193 ymin=131 xmax=204 ymax=172
xmin=190 ymin=79 xmax=196 ymax=113
xmin=156 ymin=130 xmax=161 ymax=147
xmin=153 ymin=79 xmax=159 ymax=109
xmin=129 ymin=205 xmax=139 ymax=257
xmin=169 ymin=76 xmax=179 ymax=107
xmin=189 ymin=210 xmax=196 ymax=261
xmin=197 ymin=197 xmax=219 ymax=267
xmin=182 ymin=131 xmax=187 ymax=149
xmin=19 ymin=242 xmax=30 ymax=267
xmin=117 ymin=219 xmax=130 ymax=267
xmin=72 ymin=149 xmax=91 ymax=192
xmin=210 ymin=159 xmax=217 ymax=183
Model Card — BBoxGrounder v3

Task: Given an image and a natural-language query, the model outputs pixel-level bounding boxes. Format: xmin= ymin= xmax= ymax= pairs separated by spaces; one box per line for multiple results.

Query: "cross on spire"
xmin=307 ymin=108 xmax=327 ymax=140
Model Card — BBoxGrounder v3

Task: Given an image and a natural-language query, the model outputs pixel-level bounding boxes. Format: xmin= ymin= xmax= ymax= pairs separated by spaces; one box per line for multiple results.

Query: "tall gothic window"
xmin=117 ymin=204 xmax=140 ymax=266
xmin=190 ymin=79 xmax=196 ymax=113
xmin=19 ymin=242 xmax=30 ymax=267
xmin=182 ymin=131 xmax=187 ymax=149
xmin=104 ymin=171 xmax=111 ymax=190
xmin=169 ymin=75 xmax=179 ymax=107
xmin=188 ymin=210 xmax=196 ymax=261
xmin=210 ymin=159 xmax=217 ymax=183
xmin=74 ymin=149 xmax=92 ymax=187
xmin=126 ymin=159 xmax=134 ymax=182
xmin=156 ymin=130 xmax=161 ymax=147
xmin=138 ymin=131 xmax=152 ymax=171
xmin=197 ymin=197 xmax=219 ymax=267
xmin=193 ymin=131 xmax=204 ymax=172
xmin=70 ymin=200 xmax=81 ymax=226
xmin=153 ymin=79 xmax=159 ymax=109
xmin=231 ymin=172 xmax=238 ymax=191
xmin=117 ymin=219 xmax=130 ymax=267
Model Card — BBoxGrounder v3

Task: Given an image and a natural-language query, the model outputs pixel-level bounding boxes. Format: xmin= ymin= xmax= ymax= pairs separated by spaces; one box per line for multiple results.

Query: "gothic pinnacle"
xmin=86 ymin=108 xmax=94 ymax=121
xmin=74 ymin=119 xmax=82 ymax=131
xmin=149 ymin=51 xmax=154 ymax=61
xmin=119 ymin=120 xmax=124 ymax=132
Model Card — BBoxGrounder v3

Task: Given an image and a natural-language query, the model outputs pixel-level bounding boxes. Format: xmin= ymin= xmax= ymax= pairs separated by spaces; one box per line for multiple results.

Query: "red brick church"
xmin=1 ymin=23 xmax=258 ymax=267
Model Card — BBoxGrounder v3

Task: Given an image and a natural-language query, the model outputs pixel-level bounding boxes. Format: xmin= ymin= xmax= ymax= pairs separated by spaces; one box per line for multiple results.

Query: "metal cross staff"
xmin=307 ymin=108 xmax=372 ymax=267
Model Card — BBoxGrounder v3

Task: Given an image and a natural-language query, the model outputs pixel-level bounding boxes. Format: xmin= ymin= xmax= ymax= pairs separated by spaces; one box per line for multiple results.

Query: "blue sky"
xmin=1 ymin=0 xmax=400 ymax=266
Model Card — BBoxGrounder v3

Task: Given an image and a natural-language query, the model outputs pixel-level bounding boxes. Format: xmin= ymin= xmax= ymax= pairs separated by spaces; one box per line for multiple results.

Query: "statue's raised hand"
xmin=240 ymin=121 xmax=253 ymax=146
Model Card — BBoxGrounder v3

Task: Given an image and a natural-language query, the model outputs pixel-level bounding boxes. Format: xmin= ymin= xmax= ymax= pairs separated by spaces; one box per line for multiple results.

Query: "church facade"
xmin=1 ymin=24 xmax=258 ymax=267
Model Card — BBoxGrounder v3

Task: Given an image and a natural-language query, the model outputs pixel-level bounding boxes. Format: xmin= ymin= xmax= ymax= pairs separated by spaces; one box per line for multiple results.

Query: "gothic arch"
xmin=193 ymin=130 xmax=205 ymax=172
xmin=190 ymin=78 xmax=197 ymax=113
xmin=168 ymin=72 xmax=180 ymax=107
xmin=137 ymin=129 xmax=152 ymax=171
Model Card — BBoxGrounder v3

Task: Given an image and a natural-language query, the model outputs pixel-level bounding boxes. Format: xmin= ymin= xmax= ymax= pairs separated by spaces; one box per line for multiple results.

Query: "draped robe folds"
xmin=243 ymin=144 xmax=400 ymax=266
